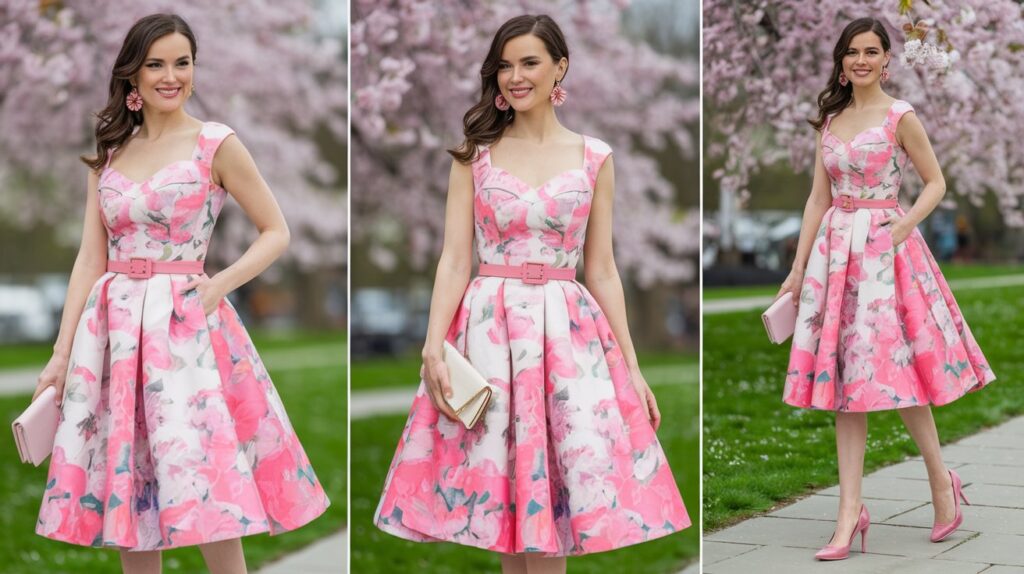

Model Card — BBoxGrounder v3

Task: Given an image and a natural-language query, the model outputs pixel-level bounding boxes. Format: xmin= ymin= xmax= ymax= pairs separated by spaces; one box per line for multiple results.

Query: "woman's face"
xmin=133 ymin=32 xmax=194 ymax=113
xmin=842 ymin=31 xmax=889 ymax=87
xmin=496 ymin=33 xmax=566 ymax=112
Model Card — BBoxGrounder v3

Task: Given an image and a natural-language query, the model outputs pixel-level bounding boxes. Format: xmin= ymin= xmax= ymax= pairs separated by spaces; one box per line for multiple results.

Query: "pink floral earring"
xmin=838 ymin=72 xmax=849 ymax=87
xmin=495 ymin=94 xmax=510 ymax=111
xmin=550 ymin=80 xmax=567 ymax=106
xmin=880 ymin=66 xmax=890 ymax=83
xmin=126 ymin=86 xmax=143 ymax=111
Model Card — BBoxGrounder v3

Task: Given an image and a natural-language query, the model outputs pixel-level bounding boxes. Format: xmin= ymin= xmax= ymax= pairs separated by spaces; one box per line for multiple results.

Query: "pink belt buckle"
xmin=838 ymin=196 xmax=854 ymax=211
xmin=521 ymin=262 xmax=547 ymax=285
xmin=127 ymin=257 xmax=154 ymax=279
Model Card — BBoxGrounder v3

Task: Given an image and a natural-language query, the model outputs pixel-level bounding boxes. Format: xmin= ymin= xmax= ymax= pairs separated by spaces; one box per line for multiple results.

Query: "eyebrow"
xmin=498 ymin=55 xmax=543 ymax=63
xmin=145 ymin=55 xmax=192 ymax=63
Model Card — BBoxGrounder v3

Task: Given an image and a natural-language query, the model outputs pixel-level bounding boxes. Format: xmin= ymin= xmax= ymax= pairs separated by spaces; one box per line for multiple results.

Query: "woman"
xmin=30 ymin=13 xmax=329 ymax=573
xmin=373 ymin=13 xmax=691 ymax=574
xmin=776 ymin=17 xmax=995 ymax=561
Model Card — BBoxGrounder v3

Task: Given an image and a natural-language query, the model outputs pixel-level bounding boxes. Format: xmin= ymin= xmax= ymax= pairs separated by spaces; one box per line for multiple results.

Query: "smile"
xmin=156 ymin=87 xmax=181 ymax=97
xmin=508 ymin=87 xmax=532 ymax=99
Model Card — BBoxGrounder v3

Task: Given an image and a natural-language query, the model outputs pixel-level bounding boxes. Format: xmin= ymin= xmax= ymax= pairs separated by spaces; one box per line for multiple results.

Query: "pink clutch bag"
xmin=762 ymin=293 xmax=797 ymax=344
xmin=12 ymin=386 xmax=59 ymax=466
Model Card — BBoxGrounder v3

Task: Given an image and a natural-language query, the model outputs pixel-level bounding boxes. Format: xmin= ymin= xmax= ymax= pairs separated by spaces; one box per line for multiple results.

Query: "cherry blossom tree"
xmin=704 ymin=0 xmax=1024 ymax=249
xmin=351 ymin=0 xmax=700 ymax=287
xmin=0 ymin=0 xmax=347 ymax=269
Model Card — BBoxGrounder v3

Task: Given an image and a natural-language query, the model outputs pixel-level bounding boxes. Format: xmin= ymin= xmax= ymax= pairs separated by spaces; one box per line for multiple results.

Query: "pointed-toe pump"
xmin=931 ymin=469 xmax=970 ymax=542
xmin=815 ymin=504 xmax=870 ymax=561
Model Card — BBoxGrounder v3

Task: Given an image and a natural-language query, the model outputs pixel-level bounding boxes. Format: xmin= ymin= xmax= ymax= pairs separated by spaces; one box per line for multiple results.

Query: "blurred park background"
xmin=349 ymin=0 xmax=700 ymax=572
xmin=702 ymin=0 xmax=1024 ymax=532
xmin=1 ymin=1 xmax=347 ymax=571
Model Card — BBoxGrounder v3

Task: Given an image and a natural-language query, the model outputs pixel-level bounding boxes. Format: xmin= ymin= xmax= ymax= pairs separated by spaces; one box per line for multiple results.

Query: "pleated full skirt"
xmin=36 ymin=273 xmax=329 ymax=550
xmin=783 ymin=207 xmax=996 ymax=412
xmin=374 ymin=277 xmax=690 ymax=556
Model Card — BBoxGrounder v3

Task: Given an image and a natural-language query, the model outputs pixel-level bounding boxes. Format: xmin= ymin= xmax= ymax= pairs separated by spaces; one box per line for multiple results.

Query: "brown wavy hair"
xmin=448 ymin=14 xmax=569 ymax=164
xmin=809 ymin=17 xmax=890 ymax=131
xmin=81 ymin=14 xmax=197 ymax=172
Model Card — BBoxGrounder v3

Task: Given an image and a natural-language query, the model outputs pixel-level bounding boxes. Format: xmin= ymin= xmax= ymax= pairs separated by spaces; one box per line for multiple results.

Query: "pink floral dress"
xmin=784 ymin=100 xmax=996 ymax=412
xmin=36 ymin=122 xmax=329 ymax=550
xmin=374 ymin=136 xmax=691 ymax=556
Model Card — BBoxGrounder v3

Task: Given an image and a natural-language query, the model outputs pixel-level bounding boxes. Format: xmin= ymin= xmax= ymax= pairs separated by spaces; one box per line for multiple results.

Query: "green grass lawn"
xmin=0 ymin=332 xmax=346 ymax=573
xmin=350 ymin=356 xmax=700 ymax=573
xmin=352 ymin=351 xmax=697 ymax=391
xmin=0 ymin=329 xmax=340 ymax=371
xmin=702 ymin=286 xmax=1024 ymax=531
xmin=703 ymin=262 xmax=1024 ymax=300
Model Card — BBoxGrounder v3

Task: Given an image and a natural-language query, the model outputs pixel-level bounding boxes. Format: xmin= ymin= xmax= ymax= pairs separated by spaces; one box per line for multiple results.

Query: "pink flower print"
xmin=170 ymin=292 xmax=208 ymax=343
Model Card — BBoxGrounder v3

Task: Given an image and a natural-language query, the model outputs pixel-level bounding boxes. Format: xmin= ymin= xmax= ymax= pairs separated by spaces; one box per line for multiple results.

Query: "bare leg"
xmin=500 ymin=554 xmax=528 ymax=574
xmin=524 ymin=555 xmax=567 ymax=574
xmin=829 ymin=411 xmax=867 ymax=546
xmin=898 ymin=405 xmax=955 ymax=524
xmin=198 ymin=538 xmax=247 ymax=574
xmin=119 ymin=550 xmax=161 ymax=574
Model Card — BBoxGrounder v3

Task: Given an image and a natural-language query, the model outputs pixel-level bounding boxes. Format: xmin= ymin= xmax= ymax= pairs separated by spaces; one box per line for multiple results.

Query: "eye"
xmin=146 ymin=63 xmax=161 ymax=68
xmin=497 ymin=62 xmax=511 ymax=70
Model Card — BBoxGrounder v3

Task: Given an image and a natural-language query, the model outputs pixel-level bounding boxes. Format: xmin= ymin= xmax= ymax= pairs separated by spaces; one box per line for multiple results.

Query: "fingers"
xmin=647 ymin=388 xmax=662 ymax=431
xmin=178 ymin=277 xmax=204 ymax=295
xmin=31 ymin=380 xmax=50 ymax=402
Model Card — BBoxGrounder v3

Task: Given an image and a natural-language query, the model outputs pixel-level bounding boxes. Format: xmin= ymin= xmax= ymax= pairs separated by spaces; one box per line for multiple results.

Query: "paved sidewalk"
xmin=351 ymin=364 xmax=698 ymax=420
xmin=704 ymin=415 xmax=1024 ymax=573
xmin=255 ymin=530 xmax=346 ymax=574
xmin=0 ymin=343 xmax=343 ymax=396
xmin=704 ymin=273 xmax=1024 ymax=315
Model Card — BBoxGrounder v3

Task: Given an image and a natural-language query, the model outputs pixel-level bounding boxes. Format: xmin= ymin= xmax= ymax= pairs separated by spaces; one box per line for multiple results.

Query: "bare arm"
xmin=892 ymin=112 xmax=945 ymax=244
xmin=419 ymin=159 xmax=476 ymax=421
xmin=581 ymin=156 xmax=661 ymax=430
xmin=183 ymin=135 xmax=290 ymax=312
xmin=33 ymin=169 xmax=109 ymax=405
xmin=777 ymin=131 xmax=833 ymax=305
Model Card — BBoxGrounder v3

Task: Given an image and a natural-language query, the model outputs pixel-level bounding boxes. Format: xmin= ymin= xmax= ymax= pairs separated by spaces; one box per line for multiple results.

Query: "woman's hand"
xmin=33 ymin=353 xmax=69 ymax=407
xmin=776 ymin=268 xmax=804 ymax=307
xmin=420 ymin=345 xmax=460 ymax=422
xmin=628 ymin=365 xmax=662 ymax=431
xmin=180 ymin=274 xmax=228 ymax=315
xmin=886 ymin=216 xmax=913 ymax=247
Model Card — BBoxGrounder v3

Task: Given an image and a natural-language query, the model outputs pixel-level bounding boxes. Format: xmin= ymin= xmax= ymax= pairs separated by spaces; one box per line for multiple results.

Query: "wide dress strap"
xmin=583 ymin=136 xmax=613 ymax=189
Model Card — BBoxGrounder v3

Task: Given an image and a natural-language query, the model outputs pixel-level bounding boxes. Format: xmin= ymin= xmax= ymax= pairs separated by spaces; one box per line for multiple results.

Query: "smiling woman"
xmin=27 ymin=12 xmax=329 ymax=574
xmin=371 ymin=13 xmax=691 ymax=574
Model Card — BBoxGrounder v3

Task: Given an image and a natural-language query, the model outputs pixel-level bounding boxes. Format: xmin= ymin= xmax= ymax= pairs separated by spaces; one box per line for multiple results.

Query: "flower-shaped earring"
xmin=495 ymin=94 xmax=510 ymax=111
xmin=550 ymin=80 xmax=567 ymax=106
xmin=126 ymin=86 xmax=143 ymax=111
xmin=880 ymin=67 xmax=890 ymax=83
xmin=838 ymin=72 xmax=849 ymax=87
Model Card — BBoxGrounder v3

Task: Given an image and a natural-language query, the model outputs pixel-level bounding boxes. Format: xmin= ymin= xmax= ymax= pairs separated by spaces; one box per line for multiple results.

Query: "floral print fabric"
xmin=784 ymin=101 xmax=995 ymax=412
xmin=374 ymin=136 xmax=690 ymax=556
xmin=36 ymin=122 xmax=329 ymax=550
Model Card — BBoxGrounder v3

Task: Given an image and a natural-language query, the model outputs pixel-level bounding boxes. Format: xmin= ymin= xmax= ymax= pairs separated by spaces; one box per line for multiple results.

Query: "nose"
xmin=511 ymin=65 xmax=523 ymax=83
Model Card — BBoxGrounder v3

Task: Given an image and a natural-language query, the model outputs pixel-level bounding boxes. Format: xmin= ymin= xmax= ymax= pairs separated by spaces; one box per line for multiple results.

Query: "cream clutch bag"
xmin=12 ymin=386 xmax=59 ymax=466
xmin=442 ymin=341 xmax=493 ymax=429
xmin=762 ymin=293 xmax=798 ymax=344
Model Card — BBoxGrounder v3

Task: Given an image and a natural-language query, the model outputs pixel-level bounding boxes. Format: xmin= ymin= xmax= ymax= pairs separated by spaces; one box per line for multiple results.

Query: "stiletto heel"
xmin=959 ymin=488 xmax=970 ymax=506
xmin=815 ymin=504 xmax=870 ymax=560
xmin=931 ymin=469 xmax=966 ymax=542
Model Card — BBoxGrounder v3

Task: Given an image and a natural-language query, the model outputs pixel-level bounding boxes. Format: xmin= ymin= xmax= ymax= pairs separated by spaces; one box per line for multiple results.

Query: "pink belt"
xmin=832 ymin=196 xmax=898 ymax=211
xmin=478 ymin=262 xmax=576 ymax=285
xmin=108 ymin=258 xmax=204 ymax=279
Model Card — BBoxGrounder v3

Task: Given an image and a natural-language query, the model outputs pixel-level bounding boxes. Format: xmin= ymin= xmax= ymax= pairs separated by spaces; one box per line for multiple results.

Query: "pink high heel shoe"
xmin=931 ymin=469 xmax=970 ymax=542
xmin=815 ymin=504 xmax=870 ymax=561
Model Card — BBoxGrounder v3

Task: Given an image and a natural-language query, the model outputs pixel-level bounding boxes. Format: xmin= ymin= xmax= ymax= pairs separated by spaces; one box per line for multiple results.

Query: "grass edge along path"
xmin=702 ymin=285 xmax=1024 ymax=531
